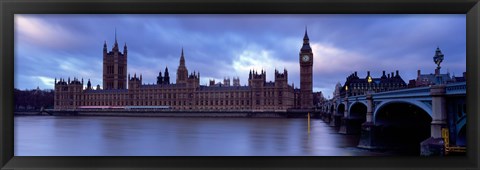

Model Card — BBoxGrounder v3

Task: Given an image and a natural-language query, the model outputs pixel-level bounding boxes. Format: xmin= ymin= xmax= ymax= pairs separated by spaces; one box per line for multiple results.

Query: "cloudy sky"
xmin=14 ymin=14 xmax=466 ymax=98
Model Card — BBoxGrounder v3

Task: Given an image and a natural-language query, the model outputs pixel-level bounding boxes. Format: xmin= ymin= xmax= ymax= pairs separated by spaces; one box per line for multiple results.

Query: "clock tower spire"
xmin=299 ymin=28 xmax=313 ymax=109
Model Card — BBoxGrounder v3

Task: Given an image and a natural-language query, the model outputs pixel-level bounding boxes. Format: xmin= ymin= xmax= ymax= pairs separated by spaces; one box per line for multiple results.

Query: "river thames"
xmin=15 ymin=116 xmax=392 ymax=156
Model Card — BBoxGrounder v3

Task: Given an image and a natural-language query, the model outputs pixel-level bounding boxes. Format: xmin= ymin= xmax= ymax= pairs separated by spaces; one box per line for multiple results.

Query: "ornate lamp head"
xmin=433 ymin=47 xmax=444 ymax=69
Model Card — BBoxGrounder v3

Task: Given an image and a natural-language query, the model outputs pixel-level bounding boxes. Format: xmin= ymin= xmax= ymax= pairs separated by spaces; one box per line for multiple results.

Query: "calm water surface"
xmin=15 ymin=116 xmax=390 ymax=156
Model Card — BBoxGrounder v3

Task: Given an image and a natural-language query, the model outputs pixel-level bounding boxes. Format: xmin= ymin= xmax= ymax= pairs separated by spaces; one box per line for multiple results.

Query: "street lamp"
xmin=367 ymin=76 xmax=372 ymax=92
xmin=345 ymin=85 xmax=348 ymax=97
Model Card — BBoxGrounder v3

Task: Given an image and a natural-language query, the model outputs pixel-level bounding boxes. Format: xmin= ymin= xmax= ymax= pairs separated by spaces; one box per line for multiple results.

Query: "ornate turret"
xmin=223 ymin=77 xmax=230 ymax=86
xmin=233 ymin=77 xmax=240 ymax=86
xmin=180 ymin=47 xmax=185 ymax=66
xmin=157 ymin=71 xmax=163 ymax=85
xmin=301 ymin=27 xmax=312 ymax=52
xmin=164 ymin=67 xmax=170 ymax=84
xmin=176 ymin=48 xmax=188 ymax=85
xmin=103 ymin=41 xmax=107 ymax=53
xmin=113 ymin=28 xmax=119 ymax=52
xmin=87 ymin=79 xmax=92 ymax=90
xmin=124 ymin=42 xmax=128 ymax=54
xmin=187 ymin=70 xmax=200 ymax=89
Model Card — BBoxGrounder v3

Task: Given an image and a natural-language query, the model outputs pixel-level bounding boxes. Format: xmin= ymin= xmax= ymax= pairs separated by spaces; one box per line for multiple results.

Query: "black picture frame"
xmin=1 ymin=0 xmax=479 ymax=169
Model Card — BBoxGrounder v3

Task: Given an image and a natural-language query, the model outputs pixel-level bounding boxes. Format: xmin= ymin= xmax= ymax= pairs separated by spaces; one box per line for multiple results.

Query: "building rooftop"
xmin=199 ymin=85 xmax=251 ymax=91
xmin=417 ymin=73 xmax=452 ymax=84
xmin=85 ymin=89 xmax=128 ymax=93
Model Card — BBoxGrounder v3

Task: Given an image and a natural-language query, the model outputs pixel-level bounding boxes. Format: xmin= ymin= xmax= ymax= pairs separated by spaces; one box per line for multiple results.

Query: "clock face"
xmin=302 ymin=55 xmax=310 ymax=62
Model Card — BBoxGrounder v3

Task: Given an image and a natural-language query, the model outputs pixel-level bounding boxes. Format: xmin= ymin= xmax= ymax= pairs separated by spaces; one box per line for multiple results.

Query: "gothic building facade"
xmin=339 ymin=70 xmax=408 ymax=97
xmin=103 ymin=32 xmax=127 ymax=90
xmin=54 ymin=30 xmax=316 ymax=111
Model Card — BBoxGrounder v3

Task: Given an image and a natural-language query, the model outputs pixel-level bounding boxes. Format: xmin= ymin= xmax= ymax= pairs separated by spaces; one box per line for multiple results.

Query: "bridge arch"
xmin=374 ymin=100 xmax=432 ymax=120
xmin=374 ymin=100 xmax=432 ymax=155
xmin=348 ymin=102 xmax=367 ymax=118
xmin=349 ymin=102 xmax=367 ymax=118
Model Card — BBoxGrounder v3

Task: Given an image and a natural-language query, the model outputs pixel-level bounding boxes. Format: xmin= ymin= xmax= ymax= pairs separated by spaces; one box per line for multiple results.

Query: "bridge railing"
xmin=445 ymin=82 xmax=466 ymax=95
xmin=372 ymin=86 xmax=431 ymax=98
xmin=344 ymin=82 xmax=466 ymax=101
xmin=346 ymin=86 xmax=431 ymax=101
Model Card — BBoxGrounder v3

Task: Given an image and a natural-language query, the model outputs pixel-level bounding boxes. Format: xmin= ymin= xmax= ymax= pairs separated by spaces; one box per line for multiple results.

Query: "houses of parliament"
xmin=54 ymin=30 xmax=315 ymax=111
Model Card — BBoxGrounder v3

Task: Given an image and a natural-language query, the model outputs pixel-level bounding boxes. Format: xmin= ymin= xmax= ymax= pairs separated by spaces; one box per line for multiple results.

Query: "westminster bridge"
xmin=318 ymin=82 xmax=466 ymax=156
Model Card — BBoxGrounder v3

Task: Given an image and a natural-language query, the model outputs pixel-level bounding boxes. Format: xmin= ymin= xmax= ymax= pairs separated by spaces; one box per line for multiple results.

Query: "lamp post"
xmin=367 ymin=76 xmax=373 ymax=93
xmin=358 ymin=76 xmax=376 ymax=149
xmin=420 ymin=47 xmax=448 ymax=156
xmin=366 ymin=76 xmax=373 ymax=123
xmin=343 ymin=85 xmax=349 ymax=119
xmin=343 ymin=85 xmax=349 ymax=117
xmin=338 ymin=84 xmax=350 ymax=134
xmin=345 ymin=85 xmax=348 ymax=97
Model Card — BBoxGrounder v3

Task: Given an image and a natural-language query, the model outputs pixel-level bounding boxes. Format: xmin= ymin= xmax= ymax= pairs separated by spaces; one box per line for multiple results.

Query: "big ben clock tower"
xmin=299 ymin=28 xmax=313 ymax=109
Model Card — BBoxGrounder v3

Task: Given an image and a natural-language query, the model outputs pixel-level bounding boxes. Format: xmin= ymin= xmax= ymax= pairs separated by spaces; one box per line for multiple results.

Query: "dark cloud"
xmin=15 ymin=14 xmax=466 ymax=97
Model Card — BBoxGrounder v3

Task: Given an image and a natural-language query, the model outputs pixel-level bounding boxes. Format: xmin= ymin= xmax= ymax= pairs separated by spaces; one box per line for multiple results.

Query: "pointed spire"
xmin=301 ymin=27 xmax=312 ymax=52
xmin=303 ymin=26 xmax=309 ymax=40
xmin=113 ymin=28 xmax=119 ymax=50
xmin=180 ymin=47 xmax=185 ymax=66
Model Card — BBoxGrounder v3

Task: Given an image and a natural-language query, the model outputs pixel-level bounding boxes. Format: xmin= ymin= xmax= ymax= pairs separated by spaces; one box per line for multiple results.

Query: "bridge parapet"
xmin=372 ymin=87 xmax=431 ymax=99
xmin=346 ymin=86 xmax=430 ymax=101
xmin=344 ymin=82 xmax=465 ymax=102
xmin=445 ymin=82 xmax=466 ymax=95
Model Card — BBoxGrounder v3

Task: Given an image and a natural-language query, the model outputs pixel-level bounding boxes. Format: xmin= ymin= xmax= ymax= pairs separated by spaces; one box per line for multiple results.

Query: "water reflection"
xmin=15 ymin=116 xmax=390 ymax=156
